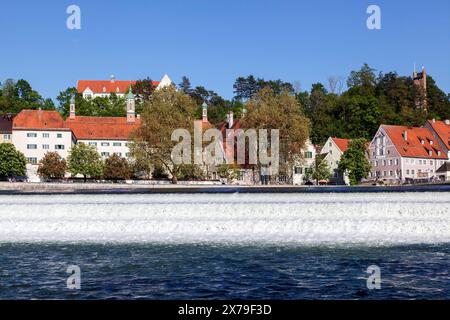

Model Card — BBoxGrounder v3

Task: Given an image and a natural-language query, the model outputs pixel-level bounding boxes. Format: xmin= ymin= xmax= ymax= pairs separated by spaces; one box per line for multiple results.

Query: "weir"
xmin=0 ymin=193 xmax=449 ymax=245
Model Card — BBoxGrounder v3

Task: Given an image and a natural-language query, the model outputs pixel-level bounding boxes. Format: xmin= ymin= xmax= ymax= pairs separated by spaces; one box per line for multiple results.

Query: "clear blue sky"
xmin=0 ymin=0 xmax=449 ymax=103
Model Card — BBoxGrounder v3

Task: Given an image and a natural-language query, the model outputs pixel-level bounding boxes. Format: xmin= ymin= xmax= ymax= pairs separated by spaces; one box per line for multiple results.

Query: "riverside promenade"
xmin=0 ymin=181 xmax=449 ymax=194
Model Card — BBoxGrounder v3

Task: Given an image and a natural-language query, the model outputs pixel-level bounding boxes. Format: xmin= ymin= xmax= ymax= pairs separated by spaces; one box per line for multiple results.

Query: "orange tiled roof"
xmin=383 ymin=125 xmax=447 ymax=159
xmin=64 ymin=116 xmax=141 ymax=140
xmin=12 ymin=110 xmax=69 ymax=131
xmin=332 ymin=137 xmax=351 ymax=153
xmin=427 ymin=120 xmax=450 ymax=149
xmin=77 ymin=80 xmax=159 ymax=94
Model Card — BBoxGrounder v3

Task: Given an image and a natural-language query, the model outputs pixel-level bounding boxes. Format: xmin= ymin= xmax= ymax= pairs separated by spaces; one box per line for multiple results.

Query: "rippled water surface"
xmin=0 ymin=243 xmax=449 ymax=299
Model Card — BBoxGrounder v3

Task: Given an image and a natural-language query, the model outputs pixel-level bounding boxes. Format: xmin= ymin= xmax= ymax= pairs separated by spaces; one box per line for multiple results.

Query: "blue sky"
xmin=0 ymin=0 xmax=449 ymax=103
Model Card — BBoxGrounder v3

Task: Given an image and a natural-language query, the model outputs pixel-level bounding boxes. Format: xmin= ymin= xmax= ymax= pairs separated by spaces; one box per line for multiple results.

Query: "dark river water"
xmin=0 ymin=243 xmax=449 ymax=299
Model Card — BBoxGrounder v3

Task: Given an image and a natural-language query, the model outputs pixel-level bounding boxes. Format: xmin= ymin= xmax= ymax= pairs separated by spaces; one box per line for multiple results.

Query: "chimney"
xmin=69 ymin=96 xmax=76 ymax=119
xmin=202 ymin=102 xmax=208 ymax=123
xmin=227 ymin=111 xmax=234 ymax=129
xmin=403 ymin=130 xmax=408 ymax=141
xmin=110 ymin=74 xmax=115 ymax=83
xmin=445 ymin=119 xmax=450 ymax=125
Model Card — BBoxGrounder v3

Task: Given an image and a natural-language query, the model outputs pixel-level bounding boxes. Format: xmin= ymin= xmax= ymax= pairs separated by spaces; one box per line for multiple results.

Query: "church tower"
xmin=126 ymin=88 xmax=135 ymax=123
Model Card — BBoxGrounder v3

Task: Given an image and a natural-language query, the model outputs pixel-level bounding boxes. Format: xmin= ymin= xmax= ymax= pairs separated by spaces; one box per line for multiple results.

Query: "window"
xmin=305 ymin=151 xmax=313 ymax=159
xmin=383 ymin=160 xmax=386 ymax=166
xmin=389 ymin=171 xmax=393 ymax=176
xmin=27 ymin=157 xmax=37 ymax=164
xmin=101 ymin=142 xmax=110 ymax=147
xmin=3 ymin=134 xmax=11 ymax=140
xmin=125 ymin=153 xmax=130 ymax=158
xmin=430 ymin=160 xmax=434 ymax=165
xmin=383 ymin=171 xmax=387 ymax=176
xmin=389 ymin=160 xmax=393 ymax=166
xmin=113 ymin=142 xmax=122 ymax=147
xmin=114 ymin=152 xmax=122 ymax=157
xmin=101 ymin=152 xmax=110 ymax=157
xmin=294 ymin=167 xmax=303 ymax=174
xmin=27 ymin=144 xmax=37 ymax=149
xmin=43 ymin=144 xmax=49 ymax=150
xmin=375 ymin=161 xmax=378 ymax=167
xmin=57 ymin=133 xmax=63 ymax=138
xmin=125 ymin=143 xmax=130 ymax=147
xmin=55 ymin=145 xmax=65 ymax=150
xmin=329 ymin=142 xmax=332 ymax=147
xmin=27 ymin=133 xmax=37 ymax=138
xmin=411 ymin=170 xmax=415 ymax=175
xmin=89 ymin=142 xmax=97 ymax=146
xmin=43 ymin=133 xmax=50 ymax=138
xmin=395 ymin=159 xmax=399 ymax=166
xmin=418 ymin=160 xmax=422 ymax=165
xmin=418 ymin=169 xmax=422 ymax=173
xmin=406 ymin=169 xmax=410 ymax=174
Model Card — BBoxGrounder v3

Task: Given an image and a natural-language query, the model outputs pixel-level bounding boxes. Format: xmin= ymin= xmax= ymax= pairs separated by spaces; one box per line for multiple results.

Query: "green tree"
xmin=310 ymin=155 xmax=332 ymax=184
xmin=0 ymin=143 xmax=27 ymax=178
xmin=242 ymin=87 xmax=311 ymax=182
xmin=103 ymin=154 xmax=131 ymax=181
xmin=131 ymin=86 xmax=197 ymax=184
xmin=67 ymin=143 xmax=103 ymax=181
xmin=37 ymin=152 xmax=67 ymax=179
xmin=338 ymin=138 xmax=371 ymax=185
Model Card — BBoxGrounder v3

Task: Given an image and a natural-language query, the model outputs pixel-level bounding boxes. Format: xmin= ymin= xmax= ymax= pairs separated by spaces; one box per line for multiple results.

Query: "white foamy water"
xmin=0 ymin=193 xmax=449 ymax=245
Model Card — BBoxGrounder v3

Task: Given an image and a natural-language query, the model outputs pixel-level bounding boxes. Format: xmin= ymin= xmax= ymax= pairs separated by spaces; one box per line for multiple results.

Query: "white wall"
xmin=292 ymin=139 xmax=316 ymax=185
xmin=12 ymin=129 xmax=72 ymax=164
xmin=77 ymin=139 xmax=132 ymax=159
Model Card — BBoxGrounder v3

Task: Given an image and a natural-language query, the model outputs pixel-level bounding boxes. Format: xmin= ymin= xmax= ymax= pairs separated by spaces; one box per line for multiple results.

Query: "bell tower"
xmin=126 ymin=88 xmax=135 ymax=123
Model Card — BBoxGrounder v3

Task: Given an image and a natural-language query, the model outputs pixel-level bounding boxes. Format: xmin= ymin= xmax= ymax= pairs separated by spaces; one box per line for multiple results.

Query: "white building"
xmin=292 ymin=139 xmax=316 ymax=185
xmin=320 ymin=137 xmax=351 ymax=185
xmin=77 ymin=74 xmax=173 ymax=100
xmin=11 ymin=91 xmax=140 ymax=180
xmin=11 ymin=110 xmax=73 ymax=181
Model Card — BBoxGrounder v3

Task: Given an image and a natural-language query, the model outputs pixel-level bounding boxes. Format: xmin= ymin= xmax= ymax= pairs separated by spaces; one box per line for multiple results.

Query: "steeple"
xmin=202 ymin=102 xmax=208 ymax=123
xmin=126 ymin=87 xmax=135 ymax=123
xmin=69 ymin=96 xmax=76 ymax=119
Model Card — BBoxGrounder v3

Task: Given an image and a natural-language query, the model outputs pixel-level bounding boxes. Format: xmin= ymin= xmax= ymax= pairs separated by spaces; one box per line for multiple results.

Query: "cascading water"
xmin=0 ymin=193 xmax=449 ymax=245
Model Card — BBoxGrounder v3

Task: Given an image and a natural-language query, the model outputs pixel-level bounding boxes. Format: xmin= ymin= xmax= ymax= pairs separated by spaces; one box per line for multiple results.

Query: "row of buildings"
xmin=1 ymin=72 xmax=449 ymax=184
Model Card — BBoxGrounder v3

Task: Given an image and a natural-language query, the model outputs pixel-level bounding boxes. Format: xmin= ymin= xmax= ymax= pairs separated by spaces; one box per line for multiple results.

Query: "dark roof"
xmin=436 ymin=161 xmax=450 ymax=173
xmin=0 ymin=114 xmax=14 ymax=133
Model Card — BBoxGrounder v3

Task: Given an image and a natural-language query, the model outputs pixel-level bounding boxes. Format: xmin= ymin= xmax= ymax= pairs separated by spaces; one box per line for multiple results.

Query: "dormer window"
xmin=420 ymin=139 xmax=424 ymax=145
xmin=438 ymin=151 xmax=441 ymax=156
xmin=103 ymin=87 xmax=106 ymax=93
xmin=116 ymin=87 xmax=120 ymax=92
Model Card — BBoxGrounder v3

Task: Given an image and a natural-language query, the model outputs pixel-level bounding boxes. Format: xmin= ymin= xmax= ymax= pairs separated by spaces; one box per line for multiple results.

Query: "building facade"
xmin=77 ymin=74 xmax=172 ymax=100
xmin=292 ymin=139 xmax=316 ymax=185
xmin=368 ymin=124 xmax=448 ymax=183
xmin=320 ymin=137 xmax=351 ymax=185
xmin=0 ymin=114 xmax=13 ymax=143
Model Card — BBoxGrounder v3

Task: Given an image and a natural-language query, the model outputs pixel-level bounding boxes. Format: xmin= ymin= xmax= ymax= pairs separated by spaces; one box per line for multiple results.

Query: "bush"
xmin=0 ymin=143 xmax=27 ymax=178
xmin=103 ymin=154 xmax=131 ymax=181
xmin=37 ymin=152 xmax=67 ymax=179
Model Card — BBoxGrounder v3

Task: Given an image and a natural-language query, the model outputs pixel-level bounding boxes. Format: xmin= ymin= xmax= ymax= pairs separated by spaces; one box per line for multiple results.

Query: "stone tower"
xmin=413 ymin=66 xmax=427 ymax=111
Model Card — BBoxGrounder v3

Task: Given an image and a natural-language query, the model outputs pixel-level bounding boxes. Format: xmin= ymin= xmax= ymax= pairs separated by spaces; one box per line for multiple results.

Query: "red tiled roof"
xmin=332 ymin=137 xmax=351 ymax=152
xmin=65 ymin=116 xmax=141 ymax=140
xmin=12 ymin=110 xmax=69 ymax=131
xmin=427 ymin=120 xmax=450 ymax=149
xmin=77 ymin=80 xmax=160 ymax=94
xmin=383 ymin=125 xmax=447 ymax=159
